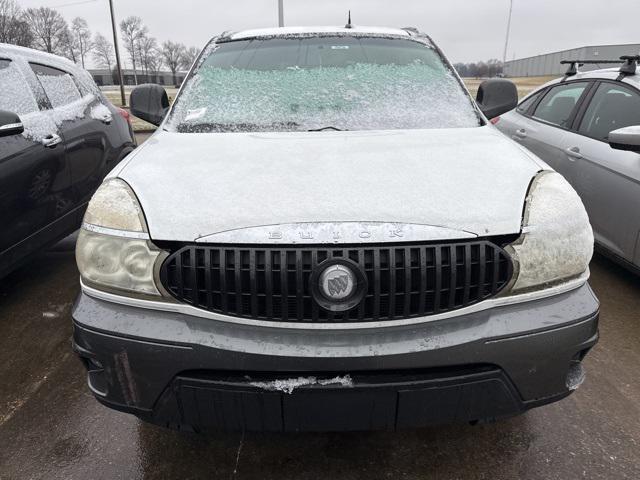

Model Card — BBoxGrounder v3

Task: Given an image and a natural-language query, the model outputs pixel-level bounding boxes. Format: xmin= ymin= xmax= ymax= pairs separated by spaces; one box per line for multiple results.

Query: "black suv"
xmin=0 ymin=44 xmax=135 ymax=278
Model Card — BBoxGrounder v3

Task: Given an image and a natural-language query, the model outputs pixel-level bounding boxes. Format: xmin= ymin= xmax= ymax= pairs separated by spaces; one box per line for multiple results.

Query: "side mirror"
xmin=476 ymin=79 xmax=519 ymax=120
xmin=0 ymin=110 xmax=24 ymax=137
xmin=609 ymin=126 xmax=640 ymax=153
xmin=130 ymin=84 xmax=169 ymax=127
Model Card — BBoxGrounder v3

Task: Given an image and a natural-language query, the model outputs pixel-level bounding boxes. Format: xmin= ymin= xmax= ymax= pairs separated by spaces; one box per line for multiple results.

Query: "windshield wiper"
xmin=308 ymin=126 xmax=347 ymax=132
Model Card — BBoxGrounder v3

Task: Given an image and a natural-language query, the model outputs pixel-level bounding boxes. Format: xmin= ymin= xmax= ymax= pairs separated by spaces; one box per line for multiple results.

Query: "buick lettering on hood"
xmin=72 ymin=26 xmax=599 ymax=433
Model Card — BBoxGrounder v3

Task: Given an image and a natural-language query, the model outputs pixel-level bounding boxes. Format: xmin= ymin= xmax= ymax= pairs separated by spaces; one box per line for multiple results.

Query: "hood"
xmin=115 ymin=126 xmax=542 ymax=242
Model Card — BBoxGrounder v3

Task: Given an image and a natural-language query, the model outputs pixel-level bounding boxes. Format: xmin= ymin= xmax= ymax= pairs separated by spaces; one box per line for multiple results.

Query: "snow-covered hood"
xmin=114 ymin=126 xmax=543 ymax=242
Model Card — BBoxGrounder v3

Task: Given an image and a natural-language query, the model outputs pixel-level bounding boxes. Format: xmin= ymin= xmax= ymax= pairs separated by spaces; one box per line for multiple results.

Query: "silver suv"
xmin=72 ymin=26 xmax=599 ymax=432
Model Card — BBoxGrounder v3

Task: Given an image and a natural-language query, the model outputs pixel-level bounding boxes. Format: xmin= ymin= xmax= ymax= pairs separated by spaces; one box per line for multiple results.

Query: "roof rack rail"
xmin=560 ymin=56 xmax=640 ymax=81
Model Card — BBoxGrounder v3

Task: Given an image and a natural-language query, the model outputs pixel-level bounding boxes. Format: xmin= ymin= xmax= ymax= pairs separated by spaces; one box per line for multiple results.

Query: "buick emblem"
xmin=310 ymin=260 xmax=367 ymax=312
xmin=319 ymin=265 xmax=356 ymax=301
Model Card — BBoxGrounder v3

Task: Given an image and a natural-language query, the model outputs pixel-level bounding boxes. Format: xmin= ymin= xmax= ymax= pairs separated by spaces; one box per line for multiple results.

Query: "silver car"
xmin=495 ymin=59 xmax=640 ymax=274
xmin=72 ymin=26 xmax=599 ymax=433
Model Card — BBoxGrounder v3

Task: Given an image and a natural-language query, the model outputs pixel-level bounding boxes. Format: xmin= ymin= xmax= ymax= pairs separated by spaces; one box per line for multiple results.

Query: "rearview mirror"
xmin=476 ymin=79 xmax=518 ymax=120
xmin=609 ymin=126 xmax=640 ymax=153
xmin=130 ymin=84 xmax=170 ymax=127
xmin=0 ymin=110 xmax=24 ymax=137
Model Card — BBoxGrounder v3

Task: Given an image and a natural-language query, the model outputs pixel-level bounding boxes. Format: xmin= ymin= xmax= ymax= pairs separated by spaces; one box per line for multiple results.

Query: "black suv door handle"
xmin=41 ymin=134 xmax=62 ymax=148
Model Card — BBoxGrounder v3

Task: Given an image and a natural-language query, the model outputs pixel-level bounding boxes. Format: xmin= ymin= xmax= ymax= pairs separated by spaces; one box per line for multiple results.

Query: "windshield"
xmin=167 ymin=36 xmax=481 ymax=133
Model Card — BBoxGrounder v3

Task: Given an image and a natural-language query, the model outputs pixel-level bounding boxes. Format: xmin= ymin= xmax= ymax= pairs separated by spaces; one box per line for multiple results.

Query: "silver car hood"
xmin=115 ymin=126 xmax=542 ymax=242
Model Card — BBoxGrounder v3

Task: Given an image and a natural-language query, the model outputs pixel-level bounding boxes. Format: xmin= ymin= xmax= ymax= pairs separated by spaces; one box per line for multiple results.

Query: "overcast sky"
xmin=19 ymin=0 xmax=640 ymax=66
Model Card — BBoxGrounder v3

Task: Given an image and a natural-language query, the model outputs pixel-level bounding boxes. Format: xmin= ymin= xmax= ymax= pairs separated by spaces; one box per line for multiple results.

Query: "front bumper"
xmin=72 ymin=283 xmax=599 ymax=432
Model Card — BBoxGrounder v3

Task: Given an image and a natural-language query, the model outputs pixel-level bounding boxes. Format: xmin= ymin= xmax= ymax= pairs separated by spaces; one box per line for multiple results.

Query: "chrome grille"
xmin=160 ymin=241 xmax=513 ymax=323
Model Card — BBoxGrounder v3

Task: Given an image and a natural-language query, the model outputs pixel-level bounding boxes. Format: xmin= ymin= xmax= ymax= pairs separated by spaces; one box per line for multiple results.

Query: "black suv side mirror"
xmin=130 ymin=84 xmax=170 ymax=127
xmin=0 ymin=110 xmax=24 ymax=137
xmin=476 ymin=79 xmax=518 ymax=120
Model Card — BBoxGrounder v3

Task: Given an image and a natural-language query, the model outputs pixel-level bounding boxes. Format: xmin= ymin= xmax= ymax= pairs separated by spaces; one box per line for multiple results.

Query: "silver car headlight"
xmin=507 ymin=171 xmax=594 ymax=293
xmin=76 ymin=179 xmax=165 ymax=297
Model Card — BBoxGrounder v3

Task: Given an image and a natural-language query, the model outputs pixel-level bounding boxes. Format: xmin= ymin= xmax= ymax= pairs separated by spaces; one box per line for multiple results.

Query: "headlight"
xmin=76 ymin=179 xmax=165 ymax=297
xmin=508 ymin=171 xmax=593 ymax=293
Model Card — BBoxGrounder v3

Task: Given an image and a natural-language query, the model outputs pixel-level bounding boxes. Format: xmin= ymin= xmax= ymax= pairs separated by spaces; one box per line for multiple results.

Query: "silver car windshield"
xmin=167 ymin=36 xmax=481 ymax=133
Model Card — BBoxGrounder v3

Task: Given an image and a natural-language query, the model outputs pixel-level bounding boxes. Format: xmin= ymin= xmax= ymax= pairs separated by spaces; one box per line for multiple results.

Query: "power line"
xmin=48 ymin=0 xmax=100 ymax=9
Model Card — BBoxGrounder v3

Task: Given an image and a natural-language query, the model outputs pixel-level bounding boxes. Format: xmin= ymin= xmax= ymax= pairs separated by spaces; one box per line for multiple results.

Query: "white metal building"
xmin=89 ymin=69 xmax=188 ymax=87
xmin=504 ymin=43 xmax=640 ymax=77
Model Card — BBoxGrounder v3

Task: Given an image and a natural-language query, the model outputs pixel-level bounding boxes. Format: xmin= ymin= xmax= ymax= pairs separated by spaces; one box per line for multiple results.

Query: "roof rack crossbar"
xmin=560 ymin=60 xmax=622 ymax=65
xmin=560 ymin=56 xmax=639 ymax=81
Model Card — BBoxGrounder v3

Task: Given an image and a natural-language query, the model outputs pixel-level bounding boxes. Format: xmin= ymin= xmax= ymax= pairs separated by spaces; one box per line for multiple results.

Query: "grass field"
xmin=105 ymin=77 xmax=555 ymax=132
xmin=463 ymin=76 xmax=554 ymax=98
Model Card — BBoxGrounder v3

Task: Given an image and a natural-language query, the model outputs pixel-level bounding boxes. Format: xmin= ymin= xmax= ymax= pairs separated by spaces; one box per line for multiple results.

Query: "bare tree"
xmin=181 ymin=46 xmax=200 ymax=69
xmin=0 ymin=0 xmax=31 ymax=46
xmin=0 ymin=0 xmax=18 ymax=40
xmin=8 ymin=18 xmax=32 ymax=47
xmin=23 ymin=7 xmax=68 ymax=54
xmin=138 ymin=35 xmax=159 ymax=80
xmin=161 ymin=40 xmax=186 ymax=86
xmin=92 ymin=32 xmax=114 ymax=71
xmin=71 ymin=17 xmax=92 ymax=68
xmin=454 ymin=60 xmax=504 ymax=79
xmin=57 ymin=25 xmax=79 ymax=62
xmin=119 ymin=16 xmax=147 ymax=84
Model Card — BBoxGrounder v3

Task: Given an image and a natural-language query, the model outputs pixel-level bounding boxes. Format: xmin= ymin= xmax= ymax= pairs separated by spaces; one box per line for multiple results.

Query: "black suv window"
xmin=516 ymin=90 xmax=543 ymax=115
xmin=578 ymin=83 xmax=640 ymax=141
xmin=30 ymin=63 xmax=82 ymax=108
xmin=533 ymin=82 xmax=588 ymax=128
xmin=0 ymin=59 xmax=39 ymax=116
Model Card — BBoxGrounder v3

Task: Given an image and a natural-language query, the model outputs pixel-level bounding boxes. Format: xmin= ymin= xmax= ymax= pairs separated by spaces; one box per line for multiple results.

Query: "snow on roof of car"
xmin=0 ymin=43 xmax=78 ymax=72
xmin=226 ymin=25 xmax=414 ymax=40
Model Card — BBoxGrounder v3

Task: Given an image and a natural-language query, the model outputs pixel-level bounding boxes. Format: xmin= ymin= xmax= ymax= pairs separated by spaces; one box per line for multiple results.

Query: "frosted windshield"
xmin=168 ymin=36 xmax=480 ymax=133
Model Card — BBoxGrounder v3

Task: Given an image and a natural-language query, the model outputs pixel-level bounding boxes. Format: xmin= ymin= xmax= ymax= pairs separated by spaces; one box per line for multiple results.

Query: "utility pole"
xmin=278 ymin=0 xmax=284 ymax=27
xmin=108 ymin=0 xmax=126 ymax=107
xmin=502 ymin=0 xmax=514 ymax=66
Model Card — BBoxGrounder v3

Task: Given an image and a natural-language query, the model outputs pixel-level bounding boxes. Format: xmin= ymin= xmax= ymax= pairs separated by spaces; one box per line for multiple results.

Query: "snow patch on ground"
xmin=42 ymin=302 xmax=70 ymax=319
xmin=249 ymin=375 xmax=354 ymax=394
